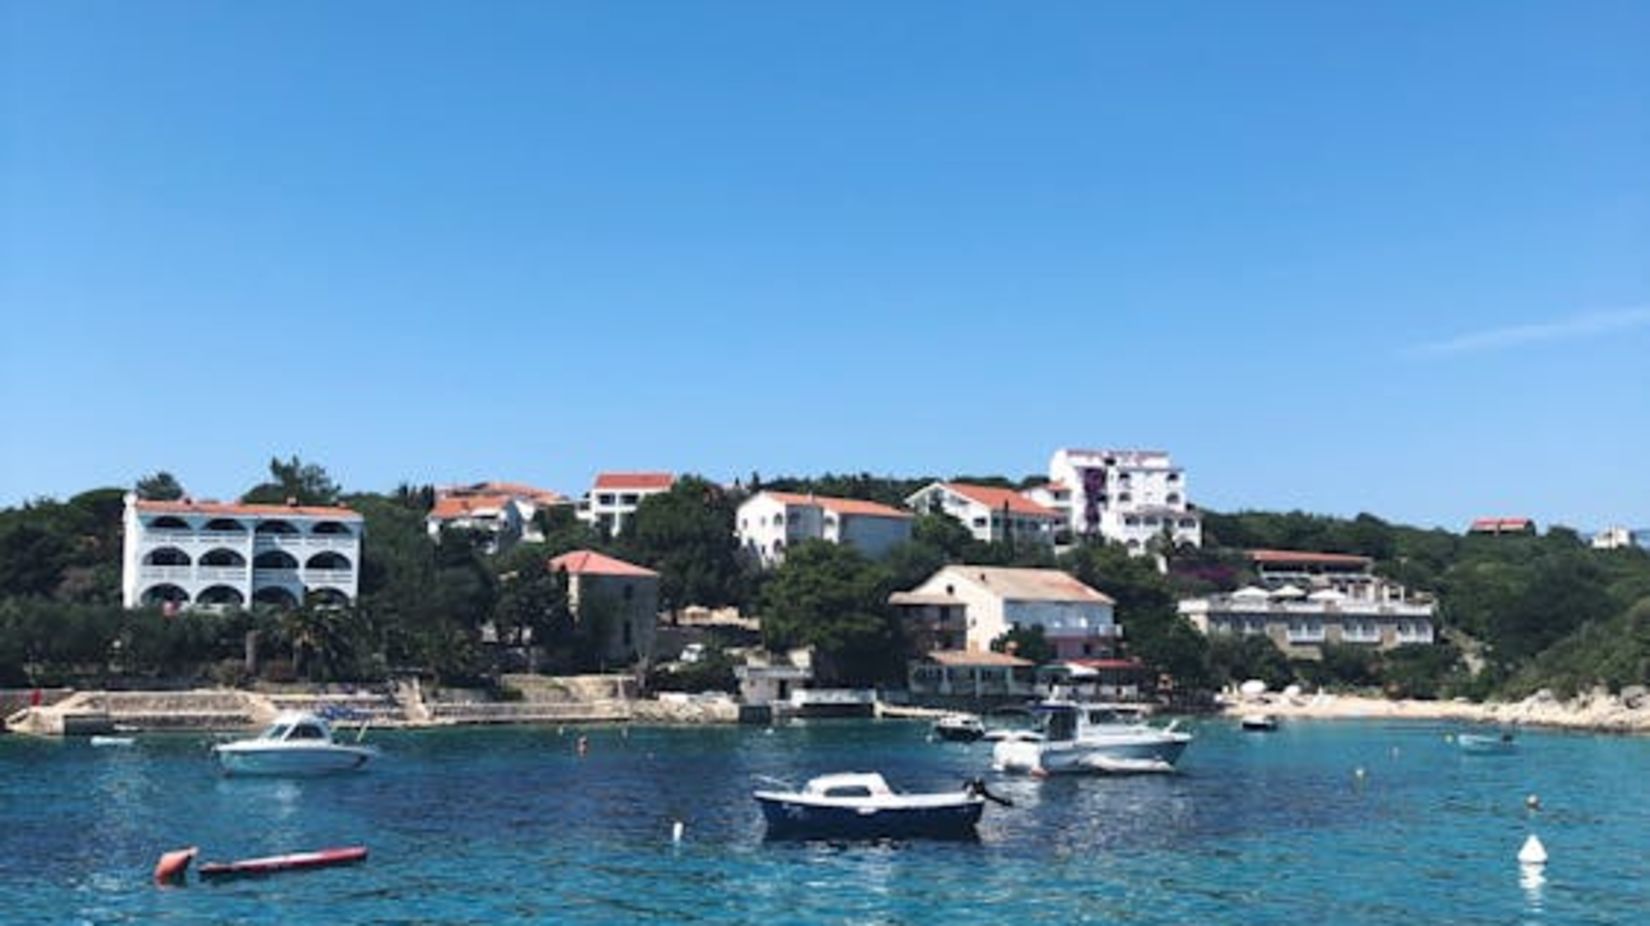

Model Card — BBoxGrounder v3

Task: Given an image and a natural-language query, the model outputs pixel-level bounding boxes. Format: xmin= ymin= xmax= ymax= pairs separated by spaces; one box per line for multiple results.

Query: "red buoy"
xmin=153 ymin=847 xmax=198 ymax=885
xmin=197 ymin=845 xmax=369 ymax=880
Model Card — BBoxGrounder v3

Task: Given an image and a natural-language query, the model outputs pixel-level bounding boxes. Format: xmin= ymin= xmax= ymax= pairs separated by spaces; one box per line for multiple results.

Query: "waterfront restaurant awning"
xmin=1307 ymin=589 xmax=1348 ymax=602
xmin=1270 ymin=584 xmax=1307 ymax=599
xmin=1232 ymin=586 xmax=1271 ymax=599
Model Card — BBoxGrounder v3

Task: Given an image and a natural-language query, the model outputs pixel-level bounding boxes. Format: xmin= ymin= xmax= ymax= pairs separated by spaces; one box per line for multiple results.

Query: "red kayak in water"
xmin=196 ymin=846 xmax=368 ymax=879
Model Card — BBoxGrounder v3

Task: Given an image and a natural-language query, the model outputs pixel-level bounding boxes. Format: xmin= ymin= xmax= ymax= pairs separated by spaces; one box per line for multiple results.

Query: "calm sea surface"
xmin=3 ymin=718 xmax=1648 ymax=924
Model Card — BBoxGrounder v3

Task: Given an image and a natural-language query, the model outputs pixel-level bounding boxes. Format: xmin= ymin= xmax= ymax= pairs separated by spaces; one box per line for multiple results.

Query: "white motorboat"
xmin=993 ymin=701 xmax=1190 ymax=776
xmin=213 ymin=711 xmax=377 ymax=776
xmin=1240 ymin=713 xmax=1278 ymax=732
xmin=932 ymin=713 xmax=986 ymax=742
xmin=753 ymin=772 xmax=1007 ymax=839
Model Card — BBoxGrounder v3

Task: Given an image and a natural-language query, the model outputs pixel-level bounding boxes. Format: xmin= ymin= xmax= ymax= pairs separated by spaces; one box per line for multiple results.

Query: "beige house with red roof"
xmin=737 ymin=490 xmax=914 ymax=567
xmin=122 ymin=493 xmax=362 ymax=611
xmin=426 ymin=493 xmax=526 ymax=554
xmin=904 ymin=481 xmax=1061 ymax=547
xmin=891 ymin=565 xmax=1120 ymax=660
xmin=576 ymin=471 xmax=675 ymax=536
xmin=550 ymin=549 xmax=660 ymax=665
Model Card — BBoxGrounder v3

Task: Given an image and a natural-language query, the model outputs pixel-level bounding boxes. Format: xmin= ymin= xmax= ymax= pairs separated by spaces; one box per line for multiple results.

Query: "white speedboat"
xmin=932 ymin=713 xmax=986 ymax=742
xmin=213 ymin=711 xmax=376 ymax=776
xmin=754 ymin=772 xmax=1006 ymax=839
xmin=993 ymin=701 xmax=1190 ymax=776
xmin=1240 ymin=713 xmax=1278 ymax=732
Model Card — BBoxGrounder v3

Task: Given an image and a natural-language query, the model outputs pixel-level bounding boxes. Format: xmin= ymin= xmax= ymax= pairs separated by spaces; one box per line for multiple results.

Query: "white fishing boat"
xmin=993 ymin=701 xmax=1190 ymax=776
xmin=1240 ymin=714 xmax=1278 ymax=732
xmin=932 ymin=713 xmax=986 ymax=742
xmin=1458 ymin=731 xmax=1517 ymax=755
xmin=213 ymin=711 xmax=376 ymax=776
xmin=753 ymin=772 xmax=1008 ymax=839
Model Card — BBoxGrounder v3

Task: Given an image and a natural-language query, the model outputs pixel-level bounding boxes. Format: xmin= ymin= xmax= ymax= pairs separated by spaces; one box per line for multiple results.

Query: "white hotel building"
xmin=904 ymin=482 xmax=1062 ymax=547
xmin=121 ymin=494 xmax=363 ymax=610
xmin=737 ymin=491 xmax=913 ymax=567
xmin=1025 ymin=448 xmax=1202 ymax=553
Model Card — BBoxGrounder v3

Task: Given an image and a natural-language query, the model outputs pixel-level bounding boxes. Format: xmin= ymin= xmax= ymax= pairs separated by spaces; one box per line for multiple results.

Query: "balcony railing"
xmin=138 ymin=565 xmax=191 ymax=582
xmin=304 ymin=568 xmax=354 ymax=586
xmin=253 ymin=568 xmax=300 ymax=585
xmin=195 ymin=566 xmax=246 ymax=583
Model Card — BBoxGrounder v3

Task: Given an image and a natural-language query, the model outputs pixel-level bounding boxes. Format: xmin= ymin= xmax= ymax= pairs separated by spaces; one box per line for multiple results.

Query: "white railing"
xmin=253 ymin=568 xmax=300 ymax=584
xmin=1199 ymin=599 xmax=1434 ymax=618
xmin=195 ymin=566 xmax=246 ymax=582
xmin=196 ymin=531 xmax=250 ymax=545
xmin=304 ymin=568 xmax=354 ymax=586
xmin=138 ymin=565 xmax=191 ymax=581
xmin=253 ymin=533 xmax=306 ymax=549
xmin=1286 ymin=624 xmax=1326 ymax=643
xmin=1341 ymin=627 xmax=1382 ymax=644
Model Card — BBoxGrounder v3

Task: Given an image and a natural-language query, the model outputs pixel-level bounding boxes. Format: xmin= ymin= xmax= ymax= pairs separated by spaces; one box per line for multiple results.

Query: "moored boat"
xmin=213 ymin=711 xmax=376 ymax=776
xmin=932 ymin=713 xmax=986 ymax=742
xmin=993 ymin=701 xmax=1190 ymax=776
xmin=1240 ymin=714 xmax=1278 ymax=732
xmin=1459 ymin=731 xmax=1517 ymax=755
xmin=754 ymin=772 xmax=1005 ymax=839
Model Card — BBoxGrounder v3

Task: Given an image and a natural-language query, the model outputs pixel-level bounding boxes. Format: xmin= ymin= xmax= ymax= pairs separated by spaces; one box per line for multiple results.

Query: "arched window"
xmin=144 ymin=547 xmax=191 ymax=566
xmin=199 ymin=548 xmax=247 ymax=567
xmin=306 ymin=587 xmax=350 ymax=609
xmin=305 ymin=551 xmax=352 ymax=571
xmin=197 ymin=585 xmax=245 ymax=606
xmin=311 ymin=521 xmax=352 ymax=535
xmin=141 ymin=584 xmax=190 ymax=606
xmin=150 ymin=516 xmax=189 ymax=531
xmin=253 ymin=550 xmax=298 ymax=569
xmin=255 ymin=520 xmax=298 ymax=535
xmin=203 ymin=518 xmax=246 ymax=532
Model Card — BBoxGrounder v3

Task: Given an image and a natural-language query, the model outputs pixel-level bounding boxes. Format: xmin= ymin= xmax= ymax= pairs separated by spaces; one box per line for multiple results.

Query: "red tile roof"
xmin=925 ymin=649 xmax=1034 ymax=668
xmin=1469 ymin=517 xmax=1534 ymax=533
xmin=444 ymin=481 xmax=567 ymax=505
xmin=429 ymin=494 xmax=514 ymax=520
xmin=763 ymin=491 xmax=912 ymax=519
xmin=549 ymin=549 xmax=659 ymax=578
xmin=593 ymin=472 xmax=675 ymax=490
xmin=940 ymin=483 xmax=1061 ymax=517
xmin=135 ymin=499 xmax=361 ymax=520
xmin=1248 ymin=549 xmax=1373 ymax=567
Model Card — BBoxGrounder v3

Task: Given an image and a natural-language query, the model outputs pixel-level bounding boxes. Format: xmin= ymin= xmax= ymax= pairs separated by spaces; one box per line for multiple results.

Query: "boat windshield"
xmin=1041 ymin=708 xmax=1078 ymax=742
xmin=288 ymin=723 xmax=329 ymax=741
xmin=261 ymin=724 xmax=291 ymax=741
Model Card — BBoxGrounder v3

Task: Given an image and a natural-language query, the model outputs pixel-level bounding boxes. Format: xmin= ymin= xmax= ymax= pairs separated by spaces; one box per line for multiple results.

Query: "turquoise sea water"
xmin=3 ymin=718 xmax=1649 ymax=924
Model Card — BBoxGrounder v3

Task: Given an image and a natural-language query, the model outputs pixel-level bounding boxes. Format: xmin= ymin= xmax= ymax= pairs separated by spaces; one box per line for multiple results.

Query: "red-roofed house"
xmin=736 ymin=490 xmax=914 ymax=567
xmin=426 ymin=493 xmax=526 ymax=554
xmin=891 ymin=565 xmax=1119 ymax=660
xmin=549 ymin=550 xmax=660 ymax=665
xmin=1468 ymin=517 xmax=1536 ymax=536
xmin=904 ymin=482 xmax=1061 ymax=547
xmin=577 ymin=472 xmax=676 ymax=536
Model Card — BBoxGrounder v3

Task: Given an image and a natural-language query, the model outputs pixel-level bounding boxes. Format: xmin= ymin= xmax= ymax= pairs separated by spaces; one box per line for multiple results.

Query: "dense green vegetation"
xmin=3 ymin=464 xmax=1647 ymax=702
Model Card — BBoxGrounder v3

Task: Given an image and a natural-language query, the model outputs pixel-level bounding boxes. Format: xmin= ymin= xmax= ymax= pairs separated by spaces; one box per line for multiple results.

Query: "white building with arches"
xmin=121 ymin=494 xmax=363 ymax=610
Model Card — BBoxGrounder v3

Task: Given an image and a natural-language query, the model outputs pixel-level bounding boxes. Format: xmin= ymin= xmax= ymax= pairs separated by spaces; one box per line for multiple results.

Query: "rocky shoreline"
xmin=1222 ymin=685 xmax=1650 ymax=734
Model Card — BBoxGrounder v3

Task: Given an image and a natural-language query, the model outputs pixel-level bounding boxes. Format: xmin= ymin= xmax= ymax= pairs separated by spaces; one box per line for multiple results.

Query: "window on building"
xmin=598 ymin=494 xmax=615 ymax=505
xmin=972 ymin=517 xmax=986 ymax=527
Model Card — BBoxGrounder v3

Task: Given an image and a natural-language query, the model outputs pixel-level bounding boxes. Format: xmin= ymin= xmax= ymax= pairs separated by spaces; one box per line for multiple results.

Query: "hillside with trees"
xmin=2 ymin=463 xmax=1647 ymax=702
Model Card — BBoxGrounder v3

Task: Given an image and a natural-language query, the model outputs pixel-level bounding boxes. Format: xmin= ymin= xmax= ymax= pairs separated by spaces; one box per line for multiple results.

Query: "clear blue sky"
xmin=3 ymin=2 xmax=1646 ymax=530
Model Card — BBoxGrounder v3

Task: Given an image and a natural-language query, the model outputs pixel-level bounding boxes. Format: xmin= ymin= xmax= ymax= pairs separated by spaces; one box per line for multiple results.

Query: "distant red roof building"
xmin=762 ymin=491 xmax=912 ymax=519
xmin=443 ymin=481 xmax=567 ymax=506
xmin=549 ymin=549 xmax=659 ymax=578
xmin=429 ymin=494 xmax=515 ymax=520
xmin=940 ymin=483 xmax=1060 ymax=517
xmin=1469 ymin=517 xmax=1536 ymax=535
xmin=1248 ymin=549 xmax=1374 ymax=568
xmin=593 ymin=472 xmax=675 ymax=491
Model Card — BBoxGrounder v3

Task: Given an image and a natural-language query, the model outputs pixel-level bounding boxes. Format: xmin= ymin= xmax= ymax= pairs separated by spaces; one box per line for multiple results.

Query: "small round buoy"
xmin=1525 ymin=793 xmax=1541 ymax=811
xmin=1354 ymin=766 xmax=1367 ymax=780
xmin=671 ymin=820 xmax=685 ymax=843
xmin=1390 ymin=746 xmax=1400 ymax=758
xmin=1518 ymin=834 xmax=1548 ymax=866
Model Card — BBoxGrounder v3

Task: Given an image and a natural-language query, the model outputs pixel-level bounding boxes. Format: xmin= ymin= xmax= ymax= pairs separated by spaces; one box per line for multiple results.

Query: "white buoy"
xmin=1518 ymin=834 xmax=1548 ymax=866
xmin=671 ymin=820 xmax=685 ymax=843
xmin=1525 ymin=793 xmax=1541 ymax=811
xmin=1354 ymin=766 xmax=1367 ymax=780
